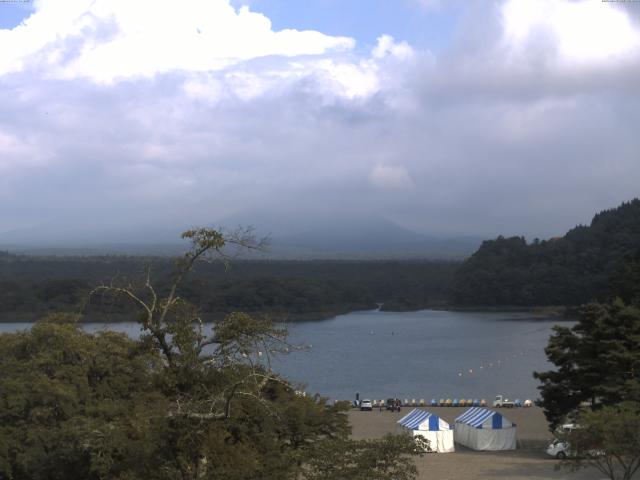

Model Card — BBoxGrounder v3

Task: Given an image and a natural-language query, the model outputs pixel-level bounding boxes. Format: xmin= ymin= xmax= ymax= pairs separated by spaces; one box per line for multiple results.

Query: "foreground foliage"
xmin=565 ymin=402 xmax=640 ymax=480
xmin=0 ymin=228 xmax=425 ymax=480
xmin=305 ymin=434 xmax=428 ymax=480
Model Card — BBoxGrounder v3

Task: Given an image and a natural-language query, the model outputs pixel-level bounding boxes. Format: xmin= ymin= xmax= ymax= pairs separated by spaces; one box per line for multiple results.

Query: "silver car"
xmin=360 ymin=399 xmax=373 ymax=411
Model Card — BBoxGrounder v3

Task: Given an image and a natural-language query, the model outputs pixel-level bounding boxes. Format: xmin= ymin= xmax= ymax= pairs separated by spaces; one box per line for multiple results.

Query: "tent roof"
xmin=397 ymin=409 xmax=452 ymax=431
xmin=455 ymin=407 xmax=514 ymax=429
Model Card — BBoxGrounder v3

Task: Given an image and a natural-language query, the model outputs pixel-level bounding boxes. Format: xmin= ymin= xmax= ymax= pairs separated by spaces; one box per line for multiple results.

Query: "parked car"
xmin=546 ymin=439 xmax=572 ymax=459
xmin=360 ymin=399 xmax=373 ymax=411
xmin=545 ymin=439 xmax=604 ymax=459
xmin=386 ymin=398 xmax=396 ymax=411
xmin=493 ymin=394 xmax=515 ymax=408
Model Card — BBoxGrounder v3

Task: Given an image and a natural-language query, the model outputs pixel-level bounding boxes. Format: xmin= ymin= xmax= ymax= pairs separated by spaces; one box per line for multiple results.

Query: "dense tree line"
xmin=450 ymin=199 xmax=640 ymax=307
xmin=0 ymin=255 xmax=457 ymax=321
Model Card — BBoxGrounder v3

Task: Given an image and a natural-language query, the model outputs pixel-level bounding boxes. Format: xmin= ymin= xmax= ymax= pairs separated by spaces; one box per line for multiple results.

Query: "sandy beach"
xmin=348 ymin=407 xmax=617 ymax=480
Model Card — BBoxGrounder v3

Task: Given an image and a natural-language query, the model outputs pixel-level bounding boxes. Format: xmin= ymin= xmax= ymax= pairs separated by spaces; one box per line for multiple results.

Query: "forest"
xmin=0 ymin=254 xmax=457 ymax=322
xmin=450 ymin=199 xmax=640 ymax=307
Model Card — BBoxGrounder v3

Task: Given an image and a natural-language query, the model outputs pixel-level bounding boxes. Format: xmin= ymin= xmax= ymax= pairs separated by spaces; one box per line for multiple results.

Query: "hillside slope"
xmin=450 ymin=199 xmax=640 ymax=306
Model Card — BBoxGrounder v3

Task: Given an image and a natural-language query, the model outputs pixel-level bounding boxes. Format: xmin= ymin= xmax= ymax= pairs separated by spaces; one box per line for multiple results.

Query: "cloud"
xmin=372 ymin=35 xmax=414 ymax=61
xmin=0 ymin=0 xmax=354 ymax=82
xmin=500 ymin=0 xmax=640 ymax=67
xmin=1 ymin=0 xmax=640 ymax=241
xmin=369 ymin=165 xmax=413 ymax=190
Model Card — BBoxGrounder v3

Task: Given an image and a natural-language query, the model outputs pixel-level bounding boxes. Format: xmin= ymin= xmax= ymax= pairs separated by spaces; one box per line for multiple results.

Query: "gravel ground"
xmin=348 ymin=407 xmax=617 ymax=480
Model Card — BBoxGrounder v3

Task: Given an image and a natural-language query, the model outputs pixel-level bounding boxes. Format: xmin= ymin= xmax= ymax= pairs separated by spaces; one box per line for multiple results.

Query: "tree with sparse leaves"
xmin=0 ymin=228 xmax=425 ymax=480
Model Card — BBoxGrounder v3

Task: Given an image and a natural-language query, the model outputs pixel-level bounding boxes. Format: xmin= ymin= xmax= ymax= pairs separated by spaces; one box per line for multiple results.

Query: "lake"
xmin=0 ymin=309 xmax=564 ymax=402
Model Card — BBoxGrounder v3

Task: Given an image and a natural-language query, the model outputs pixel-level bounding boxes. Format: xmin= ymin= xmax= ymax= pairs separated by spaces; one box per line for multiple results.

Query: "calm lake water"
xmin=0 ymin=309 xmax=564 ymax=402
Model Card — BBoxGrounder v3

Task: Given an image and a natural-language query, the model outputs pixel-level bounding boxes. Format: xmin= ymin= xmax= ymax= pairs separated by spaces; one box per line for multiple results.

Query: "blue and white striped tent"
xmin=454 ymin=407 xmax=517 ymax=451
xmin=455 ymin=407 xmax=514 ymax=429
xmin=398 ymin=409 xmax=453 ymax=431
xmin=397 ymin=409 xmax=455 ymax=453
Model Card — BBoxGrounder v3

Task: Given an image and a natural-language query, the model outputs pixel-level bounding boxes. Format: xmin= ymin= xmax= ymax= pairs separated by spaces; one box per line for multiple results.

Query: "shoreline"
xmin=0 ymin=304 xmax=573 ymax=324
xmin=0 ymin=307 xmax=366 ymax=324
xmin=384 ymin=304 xmax=572 ymax=317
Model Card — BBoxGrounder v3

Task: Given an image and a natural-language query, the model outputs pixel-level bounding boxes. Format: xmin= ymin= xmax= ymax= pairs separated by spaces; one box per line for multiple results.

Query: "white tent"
xmin=397 ymin=409 xmax=455 ymax=453
xmin=454 ymin=407 xmax=517 ymax=451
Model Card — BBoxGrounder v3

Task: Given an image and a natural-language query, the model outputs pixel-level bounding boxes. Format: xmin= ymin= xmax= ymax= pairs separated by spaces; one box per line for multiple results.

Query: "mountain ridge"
xmin=0 ymin=212 xmax=482 ymax=259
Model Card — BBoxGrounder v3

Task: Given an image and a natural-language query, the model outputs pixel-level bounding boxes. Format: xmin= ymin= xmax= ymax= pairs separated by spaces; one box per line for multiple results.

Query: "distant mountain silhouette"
xmin=0 ymin=212 xmax=481 ymax=259
xmin=219 ymin=211 xmax=481 ymax=259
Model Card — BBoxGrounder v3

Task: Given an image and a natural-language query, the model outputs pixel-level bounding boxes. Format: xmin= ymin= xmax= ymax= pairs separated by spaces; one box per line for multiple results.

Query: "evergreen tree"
xmin=534 ymin=301 xmax=640 ymax=430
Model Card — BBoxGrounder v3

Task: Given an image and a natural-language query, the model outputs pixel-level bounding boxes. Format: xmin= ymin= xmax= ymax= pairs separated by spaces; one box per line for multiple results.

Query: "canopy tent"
xmin=454 ymin=407 xmax=517 ymax=451
xmin=397 ymin=409 xmax=455 ymax=453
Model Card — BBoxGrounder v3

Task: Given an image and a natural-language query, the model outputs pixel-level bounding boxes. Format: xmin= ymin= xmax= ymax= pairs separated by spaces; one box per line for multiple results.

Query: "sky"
xmin=1 ymin=0 xmax=640 ymax=242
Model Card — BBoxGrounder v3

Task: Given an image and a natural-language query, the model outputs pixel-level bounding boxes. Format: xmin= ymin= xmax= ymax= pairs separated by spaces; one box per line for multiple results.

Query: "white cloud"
xmin=500 ymin=0 xmax=640 ymax=67
xmin=183 ymin=75 xmax=224 ymax=103
xmin=369 ymin=165 xmax=413 ymax=190
xmin=311 ymin=59 xmax=381 ymax=99
xmin=372 ymin=35 xmax=414 ymax=61
xmin=0 ymin=0 xmax=416 ymax=104
xmin=0 ymin=0 xmax=355 ymax=82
